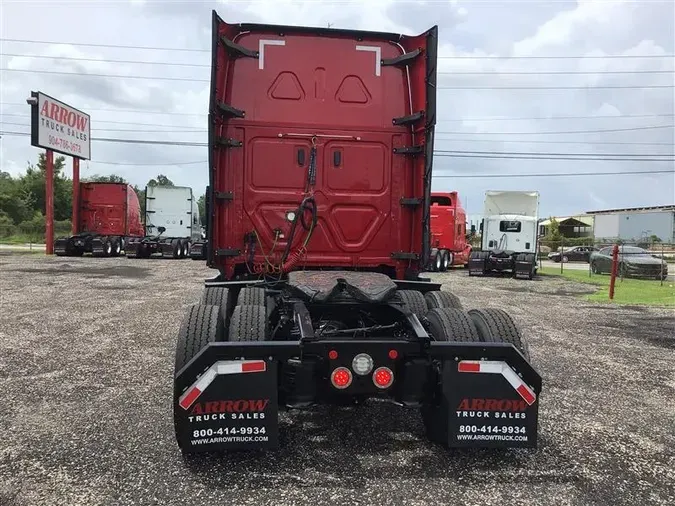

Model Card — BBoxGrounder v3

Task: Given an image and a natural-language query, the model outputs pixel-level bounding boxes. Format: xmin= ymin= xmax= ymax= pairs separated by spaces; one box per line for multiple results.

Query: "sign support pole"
xmin=72 ymin=158 xmax=80 ymax=235
xmin=45 ymin=149 xmax=54 ymax=255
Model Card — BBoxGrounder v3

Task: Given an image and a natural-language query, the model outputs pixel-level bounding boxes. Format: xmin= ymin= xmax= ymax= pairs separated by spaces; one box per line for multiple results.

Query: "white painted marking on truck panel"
xmin=259 ymin=40 xmax=286 ymax=69
xmin=458 ymin=360 xmax=537 ymax=405
xmin=356 ymin=45 xmax=381 ymax=76
xmin=178 ymin=360 xmax=267 ymax=409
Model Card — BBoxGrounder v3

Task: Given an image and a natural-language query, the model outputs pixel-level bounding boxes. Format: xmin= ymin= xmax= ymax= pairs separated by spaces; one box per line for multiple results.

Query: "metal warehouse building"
xmin=587 ymin=205 xmax=675 ymax=243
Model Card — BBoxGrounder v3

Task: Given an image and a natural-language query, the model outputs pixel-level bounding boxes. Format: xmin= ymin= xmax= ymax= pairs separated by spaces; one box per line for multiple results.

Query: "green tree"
xmin=21 ymin=153 xmax=72 ymax=222
xmin=147 ymin=174 xmax=174 ymax=187
xmin=84 ymin=174 xmax=128 ymax=184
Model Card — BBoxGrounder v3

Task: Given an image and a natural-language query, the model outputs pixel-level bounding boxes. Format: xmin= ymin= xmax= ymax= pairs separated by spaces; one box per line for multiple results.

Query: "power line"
xmin=434 ymin=169 xmax=675 ymax=178
xmin=3 ymin=52 xmax=674 ymax=76
xmin=4 ymin=116 xmax=671 ymax=136
xmin=434 ymin=137 xmax=675 ymax=147
xmin=2 ymin=38 xmax=673 ymax=60
xmin=434 ymin=153 xmax=674 ymax=162
xmin=3 ymin=68 xmax=674 ymax=89
xmin=88 ymin=160 xmax=206 ymax=166
xmin=435 ymin=149 xmax=675 ymax=158
xmin=1 ymin=130 xmax=674 ymax=163
xmin=437 ymin=125 xmax=674 ymax=135
xmin=0 ymin=53 xmax=211 ymax=68
xmin=2 ymin=120 xmax=672 ymax=148
xmin=3 ymin=68 xmax=209 ymax=83
xmin=4 ymin=109 xmax=673 ymax=124
xmin=0 ymin=38 xmax=209 ymax=53
xmin=1 ymin=102 xmax=203 ymax=116
xmin=0 ymin=121 xmax=205 ymax=134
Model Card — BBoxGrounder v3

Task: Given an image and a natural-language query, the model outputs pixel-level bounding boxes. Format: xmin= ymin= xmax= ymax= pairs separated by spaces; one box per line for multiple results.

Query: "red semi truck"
xmin=54 ymin=182 xmax=144 ymax=256
xmin=172 ymin=11 xmax=541 ymax=455
xmin=429 ymin=191 xmax=472 ymax=271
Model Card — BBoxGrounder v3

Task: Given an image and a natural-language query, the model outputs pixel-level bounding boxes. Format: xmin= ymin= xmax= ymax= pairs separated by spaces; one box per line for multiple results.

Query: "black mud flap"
xmin=468 ymin=256 xmax=486 ymax=276
xmin=189 ymin=241 xmax=207 ymax=260
xmin=90 ymin=237 xmax=104 ymax=256
xmin=125 ymin=239 xmax=140 ymax=257
xmin=426 ymin=359 xmax=539 ymax=448
xmin=514 ymin=259 xmax=534 ymax=279
xmin=54 ymin=237 xmax=71 ymax=256
xmin=175 ymin=359 xmax=279 ymax=453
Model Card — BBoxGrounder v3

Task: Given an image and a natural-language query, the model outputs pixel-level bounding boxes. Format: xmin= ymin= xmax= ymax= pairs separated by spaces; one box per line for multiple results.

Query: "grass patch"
xmin=0 ymin=234 xmax=46 ymax=245
xmin=539 ymin=267 xmax=675 ymax=307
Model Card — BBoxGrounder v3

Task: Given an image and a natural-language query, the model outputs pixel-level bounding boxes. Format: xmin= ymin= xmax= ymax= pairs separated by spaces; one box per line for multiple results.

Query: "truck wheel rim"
xmin=435 ymin=255 xmax=442 ymax=270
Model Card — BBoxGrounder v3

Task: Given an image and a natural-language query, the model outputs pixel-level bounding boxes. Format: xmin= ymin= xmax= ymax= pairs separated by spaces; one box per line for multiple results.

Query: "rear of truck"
xmin=54 ymin=182 xmax=144 ymax=257
xmin=429 ymin=192 xmax=472 ymax=271
xmin=126 ymin=185 xmax=200 ymax=259
xmin=173 ymin=11 xmax=541 ymax=454
xmin=469 ymin=190 xmax=540 ymax=279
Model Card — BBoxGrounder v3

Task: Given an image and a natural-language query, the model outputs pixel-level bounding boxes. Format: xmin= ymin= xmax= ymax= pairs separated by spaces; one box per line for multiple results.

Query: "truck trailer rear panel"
xmin=206 ymin=15 xmax=435 ymax=280
xmin=54 ymin=182 xmax=144 ymax=256
xmin=172 ymin=11 xmax=542 ymax=456
xmin=126 ymin=185 xmax=202 ymax=259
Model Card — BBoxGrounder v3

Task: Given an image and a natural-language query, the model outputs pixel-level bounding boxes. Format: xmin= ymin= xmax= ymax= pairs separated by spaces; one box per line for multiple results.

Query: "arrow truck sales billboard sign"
xmin=30 ymin=91 xmax=91 ymax=160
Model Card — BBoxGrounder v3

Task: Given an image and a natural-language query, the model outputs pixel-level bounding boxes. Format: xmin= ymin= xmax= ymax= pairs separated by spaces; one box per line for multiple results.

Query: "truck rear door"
xmin=80 ymin=183 xmax=128 ymax=236
xmin=207 ymin=12 xmax=437 ymax=279
xmin=145 ymin=186 xmax=193 ymax=238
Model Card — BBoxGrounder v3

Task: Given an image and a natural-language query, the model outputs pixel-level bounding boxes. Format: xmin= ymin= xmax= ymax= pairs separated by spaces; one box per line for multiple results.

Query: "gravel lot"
xmin=1 ymin=253 xmax=674 ymax=506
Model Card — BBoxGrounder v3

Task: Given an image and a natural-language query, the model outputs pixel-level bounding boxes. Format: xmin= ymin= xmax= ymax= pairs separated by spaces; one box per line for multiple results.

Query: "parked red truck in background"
xmin=54 ymin=182 xmax=144 ymax=256
xmin=429 ymin=191 xmax=472 ymax=271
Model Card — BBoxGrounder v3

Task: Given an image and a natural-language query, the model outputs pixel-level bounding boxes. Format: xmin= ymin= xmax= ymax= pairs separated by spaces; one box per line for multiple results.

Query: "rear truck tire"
xmin=237 ymin=287 xmax=266 ymax=307
xmin=468 ymin=308 xmax=531 ymax=361
xmin=424 ymin=290 xmax=463 ymax=310
xmin=443 ymin=251 xmax=452 ymax=271
xmin=228 ymin=304 xmax=268 ymax=341
xmin=425 ymin=307 xmax=480 ymax=342
xmin=102 ymin=238 xmax=113 ymax=257
xmin=174 ymin=303 xmax=224 ymax=372
xmin=434 ymin=251 xmax=443 ymax=272
xmin=420 ymin=307 xmax=480 ymax=437
xmin=173 ymin=303 xmax=224 ymax=451
xmin=172 ymin=239 xmax=181 ymax=259
xmin=396 ymin=289 xmax=428 ymax=319
xmin=111 ymin=238 xmax=121 ymax=257
xmin=200 ymin=286 xmax=231 ymax=333
xmin=182 ymin=241 xmax=190 ymax=258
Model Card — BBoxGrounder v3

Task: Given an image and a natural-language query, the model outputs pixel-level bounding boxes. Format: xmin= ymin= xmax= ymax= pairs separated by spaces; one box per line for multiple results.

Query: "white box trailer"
xmin=126 ymin=185 xmax=201 ymax=259
xmin=469 ymin=190 xmax=540 ymax=279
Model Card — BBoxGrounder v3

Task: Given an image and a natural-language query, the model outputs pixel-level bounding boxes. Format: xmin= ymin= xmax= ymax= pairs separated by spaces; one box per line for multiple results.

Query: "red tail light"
xmin=331 ymin=367 xmax=352 ymax=389
xmin=372 ymin=366 xmax=394 ymax=389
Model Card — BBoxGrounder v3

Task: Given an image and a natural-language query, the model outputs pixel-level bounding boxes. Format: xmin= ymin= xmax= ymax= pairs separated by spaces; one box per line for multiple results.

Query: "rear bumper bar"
xmin=174 ymin=339 xmax=541 ymax=452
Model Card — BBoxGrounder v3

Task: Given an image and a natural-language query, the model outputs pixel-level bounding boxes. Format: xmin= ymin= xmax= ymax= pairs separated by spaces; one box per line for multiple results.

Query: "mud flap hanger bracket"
xmin=174 ymin=340 xmax=541 ymax=397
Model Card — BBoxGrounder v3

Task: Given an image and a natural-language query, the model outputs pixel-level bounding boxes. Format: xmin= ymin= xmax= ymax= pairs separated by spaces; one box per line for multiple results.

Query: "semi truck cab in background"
xmin=469 ymin=190 xmax=540 ymax=279
xmin=429 ymin=191 xmax=472 ymax=271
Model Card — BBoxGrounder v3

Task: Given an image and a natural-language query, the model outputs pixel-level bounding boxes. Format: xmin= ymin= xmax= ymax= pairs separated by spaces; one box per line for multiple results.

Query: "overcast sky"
xmin=1 ymin=0 xmax=673 ymax=220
